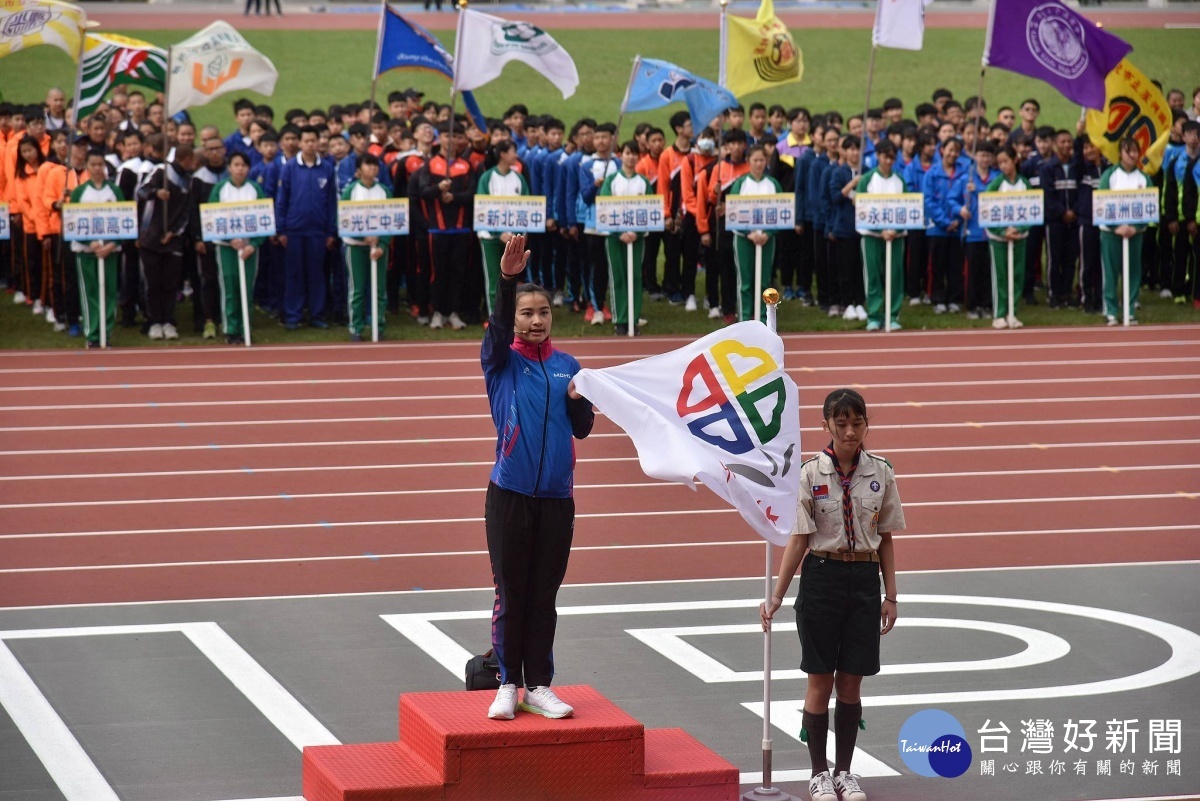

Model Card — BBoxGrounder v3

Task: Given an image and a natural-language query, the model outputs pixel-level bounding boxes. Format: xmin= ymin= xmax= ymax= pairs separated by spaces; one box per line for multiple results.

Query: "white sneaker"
xmin=590 ymin=312 xmax=605 ymax=326
xmin=552 ymin=292 xmax=564 ymax=307
xmin=1006 ymin=315 xmax=1024 ymax=329
xmin=148 ymin=324 xmax=164 ymax=340
xmin=703 ymin=297 xmax=711 ymax=310
xmin=842 ymin=305 xmax=857 ymax=321
xmin=429 ymin=312 xmax=446 ymax=330
xmin=1106 ymin=315 xmax=1118 ymax=326
xmin=908 ymin=296 xmax=921 ymax=307
xmin=948 ymin=302 xmax=962 ymax=313
xmin=417 ymin=315 xmax=431 ymax=326
xmin=163 ymin=323 xmax=179 ymax=340
xmin=1128 ymin=317 xmax=1139 ymax=326
xmin=53 ymin=322 xmax=66 ymax=332
xmin=12 ymin=291 xmax=26 ymax=304
xmin=966 ymin=309 xmax=980 ymax=321
xmin=684 ymin=294 xmax=697 ymax=312
xmin=448 ymin=312 xmax=467 ymax=330
xmin=992 ymin=316 xmax=1008 ymax=329
xmin=934 ymin=303 xmax=947 ymax=314
xmin=808 ymin=771 xmax=837 ymax=801
xmin=45 ymin=308 xmax=57 ymax=324
xmin=888 ymin=321 xmax=902 ymax=331
xmin=487 ymin=683 xmax=519 ymax=720
xmin=1160 ymin=288 xmax=1173 ymax=299
xmin=833 ymin=771 xmax=867 ymax=801
xmin=520 ymin=686 xmax=574 ymax=719
xmin=707 ymin=306 xmax=722 ymax=319
xmin=638 ymin=317 xmax=648 ymax=326
xmin=854 ymin=304 xmax=867 ymax=321
xmin=31 ymin=299 xmax=44 ymax=315
xmin=182 ymin=280 xmax=194 ymax=298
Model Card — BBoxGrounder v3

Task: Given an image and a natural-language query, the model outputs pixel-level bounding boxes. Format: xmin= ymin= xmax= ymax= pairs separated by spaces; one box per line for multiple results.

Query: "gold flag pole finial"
xmin=762 ymin=288 xmax=781 ymax=306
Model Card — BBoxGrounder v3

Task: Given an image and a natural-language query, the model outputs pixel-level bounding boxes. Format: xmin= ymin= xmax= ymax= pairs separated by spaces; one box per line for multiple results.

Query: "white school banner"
xmin=62 ymin=202 xmax=138 ymax=242
xmin=166 ymin=21 xmax=279 ymax=117
xmin=452 ymin=9 xmax=579 ymax=99
xmin=0 ymin=202 xmax=8 ymax=241
xmin=200 ymin=199 xmax=277 ymax=242
xmin=978 ymin=189 xmax=1044 ymax=228
xmin=571 ymin=322 xmax=800 ymax=546
xmin=725 ymin=194 xmax=796 ymax=232
xmin=873 ymin=0 xmax=929 ymax=51
xmin=1092 ymin=188 xmax=1160 ymax=227
xmin=854 ymin=193 xmax=925 ymax=231
xmin=595 ymin=195 xmax=665 ymax=233
xmin=474 ymin=195 xmax=546 ymax=233
xmin=337 ymin=198 xmax=410 ymax=238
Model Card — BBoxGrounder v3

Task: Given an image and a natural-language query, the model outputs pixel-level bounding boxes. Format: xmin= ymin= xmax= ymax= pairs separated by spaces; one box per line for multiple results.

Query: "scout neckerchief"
xmin=823 ymin=443 xmax=861 ymax=551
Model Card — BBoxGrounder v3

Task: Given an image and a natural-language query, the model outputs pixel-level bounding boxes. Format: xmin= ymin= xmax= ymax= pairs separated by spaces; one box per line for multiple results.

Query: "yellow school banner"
xmin=0 ymin=0 xmax=88 ymax=62
xmin=1085 ymin=59 xmax=1171 ymax=176
xmin=722 ymin=0 xmax=803 ymax=98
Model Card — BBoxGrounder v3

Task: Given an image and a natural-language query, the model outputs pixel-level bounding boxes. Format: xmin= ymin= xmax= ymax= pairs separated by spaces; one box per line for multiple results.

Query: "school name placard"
xmin=62 ymin=202 xmax=139 ymax=242
xmin=1092 ymin=189 xmax=1160 ymax=227
xmin=474 ymin=196 xmax=546 ymax=233
xmin=595 ymin=195 xmax=666 ymax=233
xmin=978 ymin=190 xmax=1045 ymax=229
xmin=724 ymin=194 xmax=796 ymax=232
xmin=854 ymin=193 xmax=926 ymax=231
xmin=0 ymin=202 xmax=8 ymax=241
xmin=200 ymin=199 xmax=278 ymax=242
xmin=337 ymin=198 xmax=410 ymax=238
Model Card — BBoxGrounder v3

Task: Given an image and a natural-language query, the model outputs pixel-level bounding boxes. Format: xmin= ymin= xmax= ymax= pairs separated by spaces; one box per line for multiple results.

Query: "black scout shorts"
xmin=794 ymin=552 xmax=882 ymax=676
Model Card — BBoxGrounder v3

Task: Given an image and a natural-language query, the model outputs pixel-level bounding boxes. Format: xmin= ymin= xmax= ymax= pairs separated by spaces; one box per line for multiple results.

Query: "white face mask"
xmin=697 ymin=139 xmax=716 ymax=155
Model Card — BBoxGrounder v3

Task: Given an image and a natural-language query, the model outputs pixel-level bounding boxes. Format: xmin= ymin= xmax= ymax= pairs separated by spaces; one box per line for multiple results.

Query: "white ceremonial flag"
xmin=166 ymin=21 xmax=278 ymax=117
xmin=572 ymin=322 xmax=800 ymax=546
xmin=872 ymin=0 xmax=928 ymax=51
xmin=452 ymin=8 xmax=578 ymax=99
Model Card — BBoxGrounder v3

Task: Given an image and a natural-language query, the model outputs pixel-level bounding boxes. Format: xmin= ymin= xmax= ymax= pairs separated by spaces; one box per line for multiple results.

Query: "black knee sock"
xmin=802 ymin=709 xmax=829 ymax=776
xmin=834 ymin=700 xmax=863 ymax=774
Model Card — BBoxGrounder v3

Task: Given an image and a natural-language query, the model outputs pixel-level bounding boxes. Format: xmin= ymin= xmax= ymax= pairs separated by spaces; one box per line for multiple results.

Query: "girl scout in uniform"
xmin=761 ymin=388 xmax=904 ymax=801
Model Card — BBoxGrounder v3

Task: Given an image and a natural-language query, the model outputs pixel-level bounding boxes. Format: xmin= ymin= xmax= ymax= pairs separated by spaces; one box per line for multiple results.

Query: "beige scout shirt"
xmin=795 ymin=450 xmax=906 ymax=552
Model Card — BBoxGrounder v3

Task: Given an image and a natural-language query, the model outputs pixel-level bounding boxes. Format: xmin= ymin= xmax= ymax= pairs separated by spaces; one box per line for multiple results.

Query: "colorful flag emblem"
xmin=77 ymin=33 xmax=167 ymax=122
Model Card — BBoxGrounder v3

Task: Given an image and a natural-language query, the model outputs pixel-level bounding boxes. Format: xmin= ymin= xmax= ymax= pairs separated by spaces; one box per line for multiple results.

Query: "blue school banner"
xmin=623 ymin=57 xmax=737 ymax=130
xmin=375 ymin=6 xmax=486 ymax=131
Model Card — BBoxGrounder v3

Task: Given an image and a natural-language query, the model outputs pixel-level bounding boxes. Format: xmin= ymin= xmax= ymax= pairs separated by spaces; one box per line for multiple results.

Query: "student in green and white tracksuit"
xmin=209 ymin=152 xmax=268 ymax=344
xmin=340 ymin=153 xmax=394 ymax=340
xmin=1098 ymin=138 xmax=1152 ymax=325
xmin=477 ymin=141 xmax=530 ymax=316
xmin=854 ymin=139 xmax=906 ymax=332
xmin=729 ymin=144 xmax=783 ymax=324
xmin=985 ymin=145 xmax=1032 ymax=328
xmin=69 ymin=150 xmax=125 ymax=349
xmin=599 ymin=140 xmax=653 ymax=334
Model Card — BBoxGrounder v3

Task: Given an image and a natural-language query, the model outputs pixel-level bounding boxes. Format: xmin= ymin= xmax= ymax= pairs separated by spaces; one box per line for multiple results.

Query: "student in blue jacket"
xmin=961 ymin=141 xmax=999 ymax=320
xmin=827 ymin=134 xmax=866 ymax=323
xmin=276 ymin=125 xmax=337 ymax=329
xmin=922 ymin=136 xmax=968 ymax=314
xmin=483 ymin=234 xmax=594 ymax=723
xmin=808 ymin=127 xmax=839 ymax=314
xmin=903 ymin=131 xmax=936 ymax=305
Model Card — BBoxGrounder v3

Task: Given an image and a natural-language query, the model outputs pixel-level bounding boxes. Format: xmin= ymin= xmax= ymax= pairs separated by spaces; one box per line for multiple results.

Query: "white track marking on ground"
xmin=0 ymin=336 xmax=1195 ymax=374
xmin=0 ymin=357 xmax=1194 ymax=393
xmin=3 ymin=373 xmax=1197 ymax=412
xmin=5 ymin=394 xmax=1199 ymax=433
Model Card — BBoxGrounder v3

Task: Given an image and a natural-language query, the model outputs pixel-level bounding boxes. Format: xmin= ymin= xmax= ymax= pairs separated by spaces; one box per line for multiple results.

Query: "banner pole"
xmin=754 ymin=242 xmax=763 ymax=324
xmin=884 ymin=238 xmax=892 ymax=333
xmin=238 ymin=253 xmax=251 ymax=347
xmin=371 ymin=255 xmax=380 ymax=342
xmin=368 ymin=0 xmax=387 ymax=118
xmin=858 ymin=44 xmax=877 ymax=178
xmin=627 ymin=239 xmax=636 ymax=337
xmin=743 ymin=287 xmax=797 ymax=801
xmin=615 ymin=56 xmax=640 ymax=146
xmin=98 ymin=254 xmax=107 ymax=350
xmin=1007 ymin=239 xmax=1014 ymax=323
xmin=1122 ymin=236 xmax=1130 ymax=327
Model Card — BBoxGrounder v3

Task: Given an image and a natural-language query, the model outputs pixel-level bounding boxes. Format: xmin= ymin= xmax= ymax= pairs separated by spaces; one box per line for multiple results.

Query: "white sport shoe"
xmin=948 ymin=302 xmax=962 ymax=313
xmin=31 ymin=299 xmax=44 ymax=315
xmin=520 ymin=685 xmax=574 ymax=719
xmin=12 ymin=291 xmax=26 ymax=304
xmin=487 ymin=683 xmax=519 ymax=720
xmin=53 ymin=322 xmax=66 ymax=332
xmin=807 ymin=771 xmax=837 ymax=801
xmin=827 ymin=305 xmax=841 ymax=318
xmin=707 ymin=306 xmax=722 ymax=319
xmin=842 ymin=305 xmax=857 ymax=321
xmin=1006 ymin=315 xmax=1024 ymax=329
xmin=148 ymin=324 xmax=164 ymax=340
xmin=854 ymin=304 xmax=867 ymax=321
xmin=833 ymin=771 xmax=867 ymax=801
xmin=992 ymin=316 xmax=1008 ymax=329
xmin=447 ymin=312 xmax=467 ymax=330
xmin=162 ymin=322 xmax=179 ymax=340
xmin=934 ymin=303 xmax=947 ymax=314
xmin=552 ymin=292 xmax=564 ymax=307
xmin=590 ymin=312 xmax=605 ymax=325
xmin=684 ymin=294 xmax=697 ymax=312
xmin=429 ymin=311 xmax=446 ymax=330
xmin=45 ymin=308 xmax=57 ymax=324
xmin=908 ymin=296 xmax=922 ymax=307
xmin=1106 ymin=315 xmax=1119 ymax=327
xmin=1160 ymin=288 xmax=1173 ymax=299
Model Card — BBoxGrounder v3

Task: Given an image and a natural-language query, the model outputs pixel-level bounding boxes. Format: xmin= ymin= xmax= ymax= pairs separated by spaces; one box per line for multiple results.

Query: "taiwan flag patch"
xmin=812 ymin=484 xmax=829 ymax=500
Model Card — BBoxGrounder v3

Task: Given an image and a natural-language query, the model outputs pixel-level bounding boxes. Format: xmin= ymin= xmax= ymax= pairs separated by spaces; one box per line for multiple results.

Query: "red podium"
xmin=303 ymin=685 xmax=739 ymax=800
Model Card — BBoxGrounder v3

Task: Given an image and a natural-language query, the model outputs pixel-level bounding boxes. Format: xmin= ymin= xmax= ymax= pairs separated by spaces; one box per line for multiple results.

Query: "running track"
xmin=1 ymin=325 xmax=1198 ymax=609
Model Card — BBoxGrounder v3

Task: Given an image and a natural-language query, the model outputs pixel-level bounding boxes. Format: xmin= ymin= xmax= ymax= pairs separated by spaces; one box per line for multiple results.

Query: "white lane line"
xmin=4 ymin=373 xmax=1197 ymax=412
xmin=6 ymin=394 xmax=1199 ymax=433
xmin=0 ymin=357 xmax=1193 ymax=393
xmin=2 ymin=337 xmax=1195 ymax=375
xmin=3 ymin=416 xmax=1198 ymax=457
xmin=5 ymin=454 xmax=1195 ymax=483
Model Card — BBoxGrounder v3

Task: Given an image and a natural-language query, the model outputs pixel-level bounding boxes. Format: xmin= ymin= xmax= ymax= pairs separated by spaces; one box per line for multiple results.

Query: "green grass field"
xmin=3 ymin=25 xmax=1198 ymax=347
xmin=1 ymin=28 xmax=1197 ymax=135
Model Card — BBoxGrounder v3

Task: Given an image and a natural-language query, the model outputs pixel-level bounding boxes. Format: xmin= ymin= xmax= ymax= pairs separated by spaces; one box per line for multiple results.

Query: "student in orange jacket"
xmin=11 ymin=135 xmax=49 ymax=313
xmin=38 ymin=130 xmax=87 ymax=332
xmin=697 ymin=127 xmax=751 ymax=324
xmin=635 ymin=126 xmax=665 ymax=299
xmin=680 ymin=127 xmax=718 ymax=317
